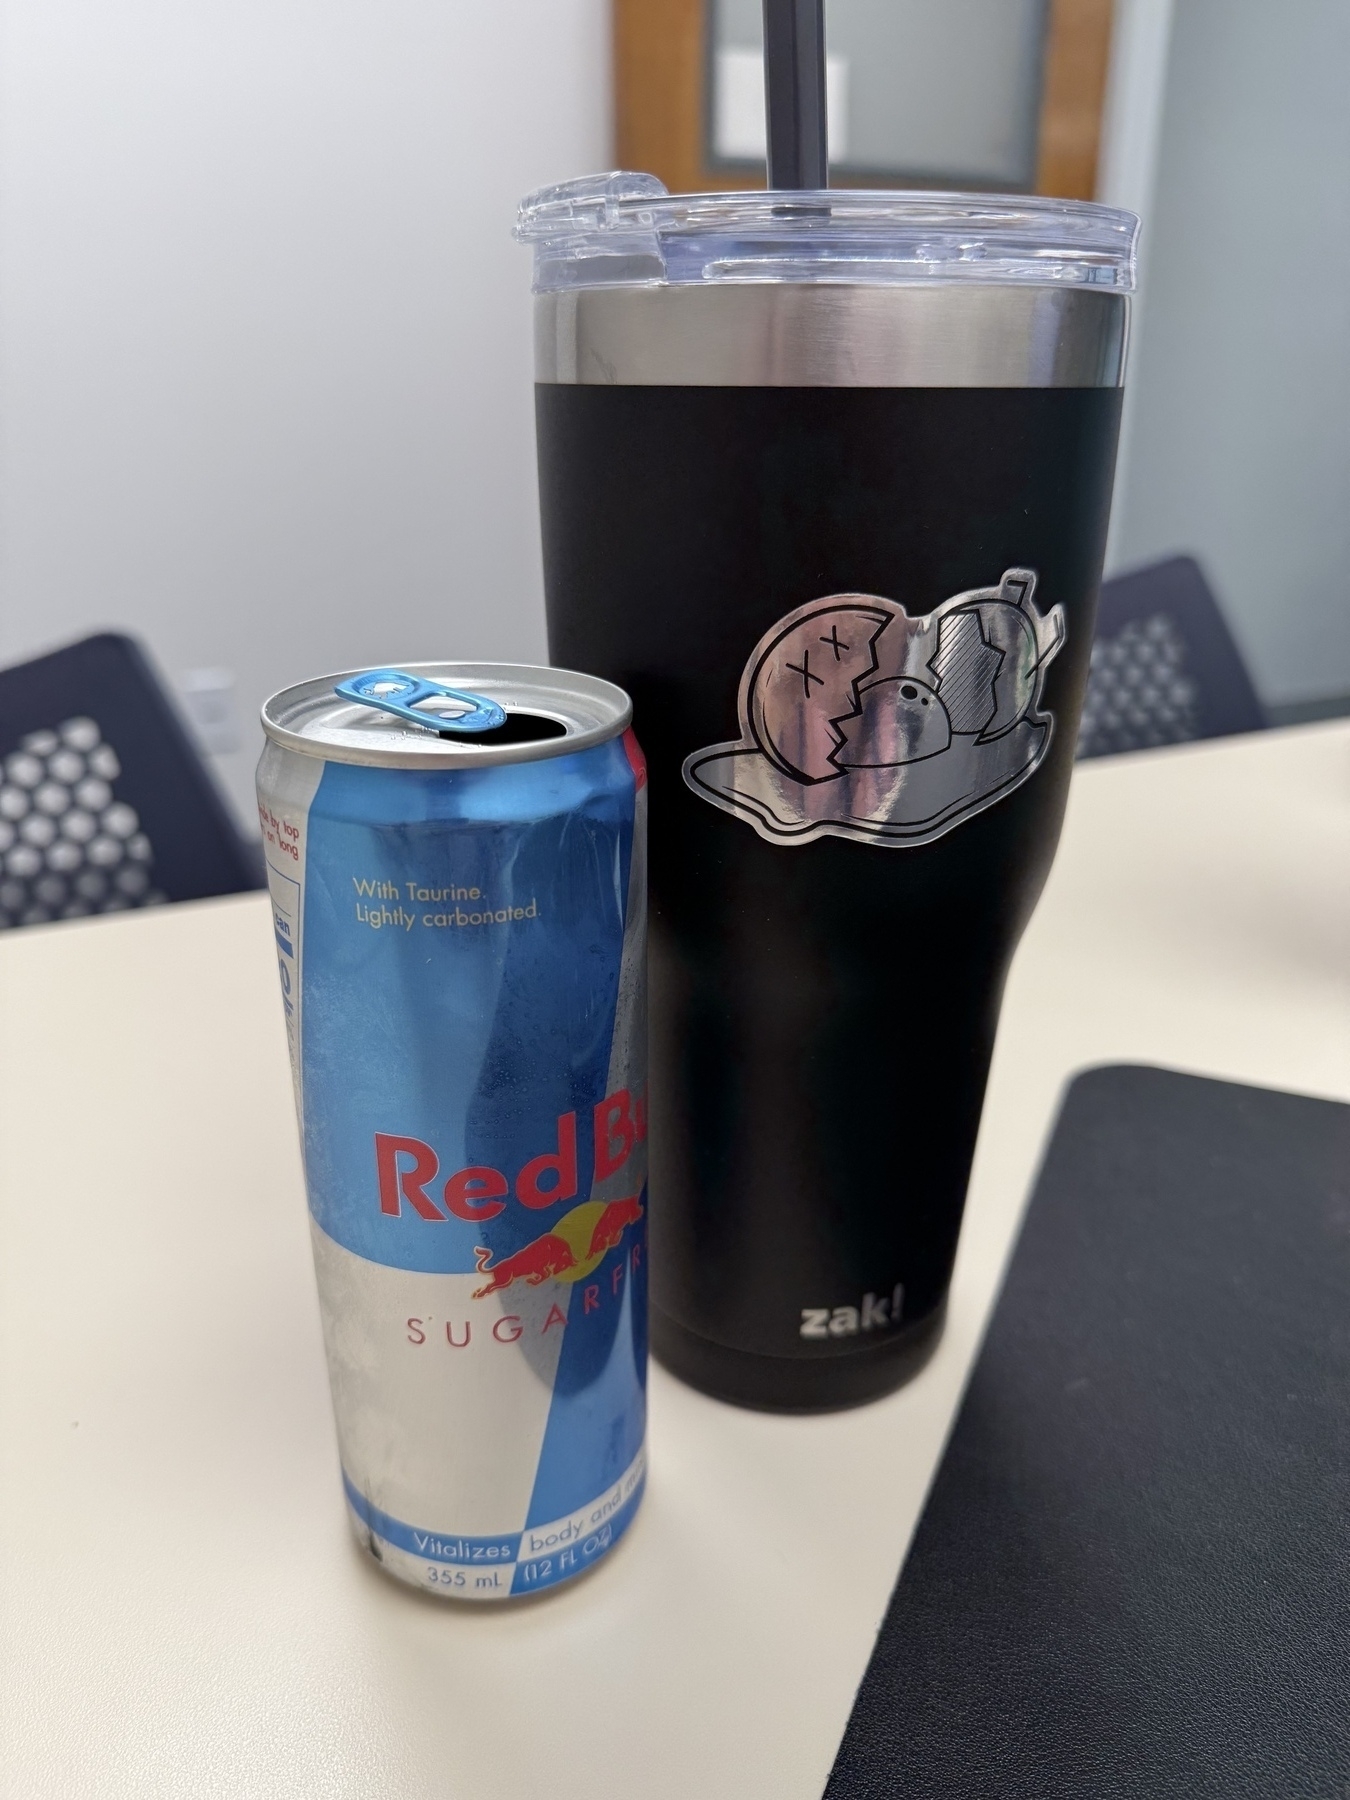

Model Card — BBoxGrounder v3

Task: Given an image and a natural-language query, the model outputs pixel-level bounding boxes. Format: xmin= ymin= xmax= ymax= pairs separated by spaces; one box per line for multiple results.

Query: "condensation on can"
xmin=257 ymin=663 xmax=647 ymax=1600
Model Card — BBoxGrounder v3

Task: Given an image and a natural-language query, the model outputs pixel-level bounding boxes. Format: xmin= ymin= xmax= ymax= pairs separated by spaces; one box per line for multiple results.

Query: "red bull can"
xmin=258 ymin=664 xmax=647 ymax=1600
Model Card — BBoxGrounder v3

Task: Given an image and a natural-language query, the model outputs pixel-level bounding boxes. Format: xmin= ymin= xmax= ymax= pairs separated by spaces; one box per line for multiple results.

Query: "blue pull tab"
xmin=335 ymin=668 xmax=508 ymax=735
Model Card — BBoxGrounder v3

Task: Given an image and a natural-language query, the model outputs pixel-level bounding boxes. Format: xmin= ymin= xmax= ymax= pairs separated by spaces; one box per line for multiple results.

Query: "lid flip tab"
xmin=335 ymin=669 xmax=508 ymax=736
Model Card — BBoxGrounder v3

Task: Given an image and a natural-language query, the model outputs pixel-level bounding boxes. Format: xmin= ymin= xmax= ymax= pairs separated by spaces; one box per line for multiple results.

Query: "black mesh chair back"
xmin=1076 ymin=555 xmax=1267 ymax=759
xmin=0 ymin=633 xmax=261 ymax=929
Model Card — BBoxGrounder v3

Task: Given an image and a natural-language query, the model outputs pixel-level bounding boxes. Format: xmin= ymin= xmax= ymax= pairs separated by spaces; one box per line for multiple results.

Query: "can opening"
xmin=441 ymin=711 xmax=568 ymax=746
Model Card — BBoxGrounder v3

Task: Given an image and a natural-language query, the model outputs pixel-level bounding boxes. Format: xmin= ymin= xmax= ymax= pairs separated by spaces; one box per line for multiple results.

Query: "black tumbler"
xmin=518 ymin=175 xmax=1136 ymax=1410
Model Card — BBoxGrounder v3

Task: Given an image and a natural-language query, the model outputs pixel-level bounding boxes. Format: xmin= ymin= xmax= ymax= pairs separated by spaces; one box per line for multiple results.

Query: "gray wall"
xmin=0 ymin=0 xmax=609 ymax=824
xmin=1110 ymin=0 xmax=1350 ymax=706
xmin=3 ymin=0 xmax=1342 ymax=829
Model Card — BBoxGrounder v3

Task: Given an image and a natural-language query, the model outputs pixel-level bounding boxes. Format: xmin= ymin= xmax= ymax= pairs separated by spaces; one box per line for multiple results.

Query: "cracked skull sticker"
xmin=682 ymin=568 xmax=1064 ymax=848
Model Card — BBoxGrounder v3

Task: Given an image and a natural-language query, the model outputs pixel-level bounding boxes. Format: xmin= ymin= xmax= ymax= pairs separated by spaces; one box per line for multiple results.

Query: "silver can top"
xmin=261 ymin=662 xmax=632 ymax=769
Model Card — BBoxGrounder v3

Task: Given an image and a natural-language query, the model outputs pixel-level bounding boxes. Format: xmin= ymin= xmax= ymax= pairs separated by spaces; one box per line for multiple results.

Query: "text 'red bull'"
xmin=374 ymin=1088 xmax=647 ymax=1223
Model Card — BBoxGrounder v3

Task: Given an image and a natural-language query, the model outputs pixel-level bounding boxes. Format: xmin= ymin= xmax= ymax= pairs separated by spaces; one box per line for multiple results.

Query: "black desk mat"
xmin=827 ymin=1065 xmax=1350 ymax=1799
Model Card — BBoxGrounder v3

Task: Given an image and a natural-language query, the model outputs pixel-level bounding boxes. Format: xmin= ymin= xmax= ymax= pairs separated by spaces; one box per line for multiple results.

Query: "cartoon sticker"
xmin=683 ymin=567 xmax=1064 ymax=848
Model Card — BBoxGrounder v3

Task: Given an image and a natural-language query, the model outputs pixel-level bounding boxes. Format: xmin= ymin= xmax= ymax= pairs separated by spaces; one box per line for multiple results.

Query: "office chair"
xmin=0 ymin=632 xmax=262 ymax=928
xmin=1077 ymin=556 xmax=1266 ymax=759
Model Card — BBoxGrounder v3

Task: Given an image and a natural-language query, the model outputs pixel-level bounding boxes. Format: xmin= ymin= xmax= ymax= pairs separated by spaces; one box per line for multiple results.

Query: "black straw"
xmin=762 ymin=0 xmax=828 ymax=189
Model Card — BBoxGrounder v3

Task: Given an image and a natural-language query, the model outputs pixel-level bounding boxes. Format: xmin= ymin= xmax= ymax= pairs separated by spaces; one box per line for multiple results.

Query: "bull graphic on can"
xmin=472 ymin=1194 xmax=645 ymax=1298
xmin=683 ymin=567 xmax=1064 ymax=849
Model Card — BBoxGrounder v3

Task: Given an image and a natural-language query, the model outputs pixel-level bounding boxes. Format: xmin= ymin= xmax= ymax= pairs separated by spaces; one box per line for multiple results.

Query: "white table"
xmin=2 ymin=722 xmax=1347 ymax=1799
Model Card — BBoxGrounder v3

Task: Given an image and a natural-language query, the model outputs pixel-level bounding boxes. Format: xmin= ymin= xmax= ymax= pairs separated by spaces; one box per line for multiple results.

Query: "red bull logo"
xmin=472 ymin=1193 xmax=644 ymax=1298
xmin=373 ymin=1087 xmax=646 ymax=1224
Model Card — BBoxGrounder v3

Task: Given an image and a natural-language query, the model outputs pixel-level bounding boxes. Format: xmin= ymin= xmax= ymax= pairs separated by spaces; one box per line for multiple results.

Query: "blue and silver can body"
xmin=257 ymin=665 xmax=647 ymax=1600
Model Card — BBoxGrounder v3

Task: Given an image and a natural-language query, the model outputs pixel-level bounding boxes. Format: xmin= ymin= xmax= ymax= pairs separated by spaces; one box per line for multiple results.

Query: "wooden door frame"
xmin=614 ymin=0 xmax=1115 ymax=201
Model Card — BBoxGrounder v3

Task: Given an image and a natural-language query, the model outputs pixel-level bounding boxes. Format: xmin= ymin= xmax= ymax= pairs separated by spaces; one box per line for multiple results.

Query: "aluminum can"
xmin=258 ymin=663 xmax=647 ymax=1600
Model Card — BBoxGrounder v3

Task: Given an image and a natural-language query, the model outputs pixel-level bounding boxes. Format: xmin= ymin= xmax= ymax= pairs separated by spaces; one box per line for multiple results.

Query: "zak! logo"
xmin=374 ymin=1088 xmax=646 ymax=1224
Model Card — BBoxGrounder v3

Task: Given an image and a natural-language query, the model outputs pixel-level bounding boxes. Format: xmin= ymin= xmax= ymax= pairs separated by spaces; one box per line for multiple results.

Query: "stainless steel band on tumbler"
xmin=520 ymin=175 xmax=1135 ymax=391
xmin=535 ymin=284 xmax=1127 ymax=390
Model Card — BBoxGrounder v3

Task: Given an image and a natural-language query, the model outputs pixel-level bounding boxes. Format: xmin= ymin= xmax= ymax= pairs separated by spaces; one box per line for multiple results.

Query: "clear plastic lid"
xmin=517 ymin=172 xmax=1137 ymax=294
